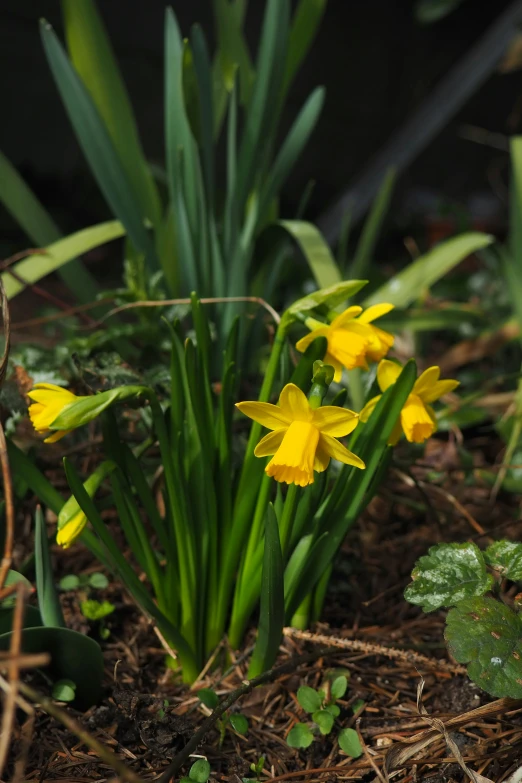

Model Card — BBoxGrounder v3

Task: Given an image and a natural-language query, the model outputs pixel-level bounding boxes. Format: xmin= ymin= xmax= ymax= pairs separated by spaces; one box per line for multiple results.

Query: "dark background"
xmin=1 ymin=0 xmax=520 ymax=256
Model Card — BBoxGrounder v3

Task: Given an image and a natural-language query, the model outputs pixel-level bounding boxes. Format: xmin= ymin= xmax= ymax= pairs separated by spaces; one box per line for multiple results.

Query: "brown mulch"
xmin=5 ymin=431 xmax=522 ymax=783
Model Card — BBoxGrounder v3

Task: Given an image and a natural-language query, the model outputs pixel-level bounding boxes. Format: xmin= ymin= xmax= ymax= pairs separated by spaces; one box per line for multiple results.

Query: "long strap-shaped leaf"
xmin=40 ymin=20 xmax=159 ymax=270
xmin=285 ymin=360 xmax=417 ymax=619
xmin=34 ymin=506 xmax=66 ymax=628
xmin=247 ymin=504 xmax=284 ymax=677
xmin=61 ymin=0 xmax=162 ymax=231
xmin=0 ymin=150 xmax=98 ymax=303
xmin=2 ymin=220 xmax=125 ymax=299
xmin=363 ymin=232 xmax=493 ymax=309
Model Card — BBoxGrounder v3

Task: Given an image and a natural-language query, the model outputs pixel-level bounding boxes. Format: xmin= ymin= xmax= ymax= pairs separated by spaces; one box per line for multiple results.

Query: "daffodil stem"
xmin=347 ymin=367 xmax=365 ymax=412
xmin=279 ymin=484 xmax=299 ymax=557
xmin=212 ymin=319 xmax=289 ymax=652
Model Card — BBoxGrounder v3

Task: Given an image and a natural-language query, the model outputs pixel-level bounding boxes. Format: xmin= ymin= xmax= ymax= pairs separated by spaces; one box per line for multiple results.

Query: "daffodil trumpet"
xmin=360 ymin=360 xmax=459 ymax=444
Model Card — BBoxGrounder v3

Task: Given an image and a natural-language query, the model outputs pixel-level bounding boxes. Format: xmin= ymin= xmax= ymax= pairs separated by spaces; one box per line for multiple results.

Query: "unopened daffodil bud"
xmin=28 ymin=383 xmax=150 ymax=442
xmin=57 ymin=460 xmax=116 ymax=548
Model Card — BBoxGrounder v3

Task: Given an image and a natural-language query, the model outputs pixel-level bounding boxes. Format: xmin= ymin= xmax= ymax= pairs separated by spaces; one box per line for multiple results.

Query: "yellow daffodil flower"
xmin=360 ymin=360 xmax=459 ymax=444
xmin=27 ymin=383 xmax=82 ymax=442
xmin=56 ymin=510 xmax=87 ymax=548
xmin=295 ymin=304 xmax=394 ymax=381
xmin=236 ymin=383 xmax=365 ymax=486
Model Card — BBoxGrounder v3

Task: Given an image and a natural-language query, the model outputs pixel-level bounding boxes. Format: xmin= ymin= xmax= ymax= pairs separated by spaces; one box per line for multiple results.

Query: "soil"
xmin=5 ymin=428 xmax=522 ymax=783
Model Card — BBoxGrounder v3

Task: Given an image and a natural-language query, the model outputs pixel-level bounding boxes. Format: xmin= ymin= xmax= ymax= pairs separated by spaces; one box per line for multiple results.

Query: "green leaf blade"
xmin=445 ymin=596 xmax=522 ymax=698
xmin=405 ymin=542 xmax=493 ymax=613
xmin=484 ymin=540 xmax=522 ymax=581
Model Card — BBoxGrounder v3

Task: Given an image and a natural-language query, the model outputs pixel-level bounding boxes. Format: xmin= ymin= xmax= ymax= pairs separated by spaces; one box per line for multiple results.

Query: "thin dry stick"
xmin=157 ymin=646 xmax=337 ymax=783
xmin=0 ymin=581 xmax=28 ymax=777
xmin=283 ymin=628 xmax=467 ymax=674
xmin=100 ymin=296 xmax=281 ymax=325
xmin=11 ymin=296 xmax=115 ymax=331
xmin=16 ymin=680 xmax=144 ymax=783
xmin=0 ymin=421 xmax=15 ymax=592
xmin=356 ymin=717 xmax=387 ymax=783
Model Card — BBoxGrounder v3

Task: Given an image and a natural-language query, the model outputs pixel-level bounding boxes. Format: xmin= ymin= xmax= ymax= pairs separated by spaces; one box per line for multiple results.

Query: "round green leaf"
xmin=52 ymin=678 xmax=77 ymax=702
xmin=445 ymin=597 xmax=522 ymax=698
xmin=312 ymin=709 xmax=334 ymax=735
xmin=0 ymin=606 xmax=42 ymax=635
xmin=325 ymin=703 xmax=340 ymax=717
xmin=229 ymin=713 xmax=249 ymax=735
xmin=59 ymin=574 xmax=81 ymax=591
xmin=404 ymin=542 xmax=493 ymax=612
xmin=1 ymin=571 xmax=32 ymax=608
xmin=189 ymin=759 xmax=211 ymax=783
xmin=197 ymin=688 xmax=219 ymax=709
xmin=287 ymin=722 xmax=314 ymax=749
xmin=484 ymin=540 xmax=522 ymax=582
xmin=80 ymin=599 xmax=115 ymax=621
xmin=330 ymin=674 xmax=348 ymax=700
xmin=88 ymin=572 xmax=109 ymax=589
xmin=338 ymin=727 xmax=362 ymax=757
xmin=297 ymin=685 xmax=322 ymax=713
xmin=0 ymin=626 xmax=104 ymax=709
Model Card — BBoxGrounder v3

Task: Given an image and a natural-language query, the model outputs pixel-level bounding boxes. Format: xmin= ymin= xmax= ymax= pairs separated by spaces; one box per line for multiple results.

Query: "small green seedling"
xmin=52 ymin=678 xmax=77 ymax=702
xmin=197 ymin=688 xmax=249 ymax=746
xmin=59 ymin=572 xmax=109 ymax=591
xmin=286 ymin=674 xmax=362 ymax=757
xmin=80 ymin=599 xmax=115 ymax=639
xmin=241 ymin=755 xmax=265 ymax=782
xmin=405 ymin=540 xmax=522 ymax=699
xmin=180 ymin=758 xmax=211 ymax=783
xmin=158 ymin=699 xmax=169 ymax=719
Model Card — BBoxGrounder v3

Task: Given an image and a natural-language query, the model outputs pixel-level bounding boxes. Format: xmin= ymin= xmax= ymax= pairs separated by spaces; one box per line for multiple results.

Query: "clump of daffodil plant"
xmin=22 ymin=282 xmax=458 ymax=682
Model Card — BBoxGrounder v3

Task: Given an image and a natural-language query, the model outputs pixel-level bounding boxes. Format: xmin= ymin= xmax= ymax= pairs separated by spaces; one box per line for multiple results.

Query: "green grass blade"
xmin=34 ymin=506 xmax=66 ymax=628
xmin=7 ymin=442 xmax=64 ymax=515
xmin=364 ymin=232 xmax=493 ymax=308
xmin=351 ymin=168 xmax=396 ymax=278
xmin=213 ymin=0 xmax=253 ymax=105
xmin=258 ymin=87 xmax=324 ymax=224
xmin=285 ymin=360 xmax=417 ymax=618
xmin=282 ymin=0 xmax=327 ymax=99
xmin=234 ymin=0 xmax=290 ymax=213
xmin=507 ymin=137 xmax=522 ymax=335
xmin=0 ymin=150 xmax=98 ymax=302
xmin=40 ymin=21 xmax=159 ymax=269
xmin=191 ymin=25 xmax=215 ymax=207
xmin=247 ymin=504 xmax=285 ymax=677
xmin=2 ymin=220 xmax=125 ymax=299
xmin=62 ymin=0 xmax=162 ymax=230
xmin=278 ymin=220 xmax=342 ymax=288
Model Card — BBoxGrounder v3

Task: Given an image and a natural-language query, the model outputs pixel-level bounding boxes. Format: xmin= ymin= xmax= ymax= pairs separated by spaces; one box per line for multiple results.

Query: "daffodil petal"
xmin=295 ymin=327 xmax=329 ymax=354
xmin=278 ymin=383 xmax=312 ymax=422
xmin=29 ymin=382 xmax=72 ymax=394
xmin=377 ymin=359 xmax=402 ymax=392
xmin=27 ymin=387 xmax=76 ymax=405
xmin=413 ymin=366 xmax=440 ymax=397
xmin=254 ymin=428 xmax=286 ymax=457
xmin=330 ymin=306 xmax=363 ymax=329
xmin=314 ymin=441 xmax=331 ymax=472
xmin=44 ymin=429 xmax=72 ymax=443
xmin=236 ymin=401 xmax=291 ymax=430
xmin=357 ymin=303 xmax=394 ymax=324
xmin=419 ymin=379 xmax=460 ymax=404
xmin=327 ymin=354 xmax=344 ymax=383
xmin=359 ymin=394 xmax=381 ymax=422
xmin=56 ymin=511 xmax=87 ymax=548
xmin=312 ymin=406 xmax=359 ymax=436
xmin=319 ymin=433 xmax=365 ymax=469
